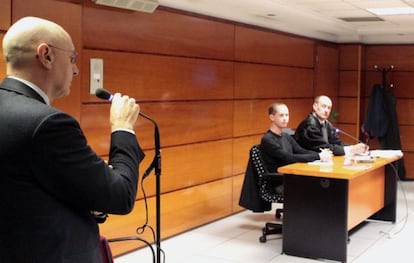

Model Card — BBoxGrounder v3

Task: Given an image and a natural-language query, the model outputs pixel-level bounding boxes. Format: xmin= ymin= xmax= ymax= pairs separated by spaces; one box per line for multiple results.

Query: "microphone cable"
xmin=133 ymin=170 xmax=165 ymax=263
xmin=109 ymin=236 xmax=156 ymax=263
xmin=379 ymin=162 xmax=409 ymax=239
xmin=108 ymin=143 xmax=166 ymax=263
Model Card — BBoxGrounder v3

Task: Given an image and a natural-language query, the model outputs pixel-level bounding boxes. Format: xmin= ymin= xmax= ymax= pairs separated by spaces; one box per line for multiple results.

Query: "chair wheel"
xmin=259 ymin=236 xmax=267 ymax=243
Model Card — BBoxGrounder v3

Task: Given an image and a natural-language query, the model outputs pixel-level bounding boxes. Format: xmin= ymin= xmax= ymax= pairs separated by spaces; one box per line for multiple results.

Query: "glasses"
xmin=47 ymin=44 xmax=77 ymax=64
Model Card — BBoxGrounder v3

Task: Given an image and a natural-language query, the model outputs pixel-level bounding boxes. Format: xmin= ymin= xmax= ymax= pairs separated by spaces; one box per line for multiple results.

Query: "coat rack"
xmin=374 ymin=65 xmax=394 ymax=89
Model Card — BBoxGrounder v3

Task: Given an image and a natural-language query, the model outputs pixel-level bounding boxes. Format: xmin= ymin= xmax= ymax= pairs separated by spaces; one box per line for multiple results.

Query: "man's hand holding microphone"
xmin=110 ymin=93 xmax=140 ymax=132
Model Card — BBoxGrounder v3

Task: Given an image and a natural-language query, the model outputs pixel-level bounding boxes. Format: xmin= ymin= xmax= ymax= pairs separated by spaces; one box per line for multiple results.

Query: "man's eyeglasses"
xmin=47 ymin=44 xmax=77 ymax=64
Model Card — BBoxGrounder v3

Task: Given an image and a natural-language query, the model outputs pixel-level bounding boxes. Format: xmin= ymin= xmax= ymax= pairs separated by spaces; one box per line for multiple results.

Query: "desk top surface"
xmin=277 ymin=154 xmax=401 ymax=180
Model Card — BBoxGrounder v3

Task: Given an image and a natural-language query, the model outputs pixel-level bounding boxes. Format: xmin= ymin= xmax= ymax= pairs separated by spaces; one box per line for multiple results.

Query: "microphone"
xmin=334 ymin=127 xmax=369 ymax=145
xmin=95 ymin=88 xmax=150 ymax=119
xmin=95 ymin=88 xmax=113 ymax=101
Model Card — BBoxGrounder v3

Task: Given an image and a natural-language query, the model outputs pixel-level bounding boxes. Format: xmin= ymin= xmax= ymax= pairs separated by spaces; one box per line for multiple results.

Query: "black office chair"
xmin=239 ymin=144 xmax=284 ymax=243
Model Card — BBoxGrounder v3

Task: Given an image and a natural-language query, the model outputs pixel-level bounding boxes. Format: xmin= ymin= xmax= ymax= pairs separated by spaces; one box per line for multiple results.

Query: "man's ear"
xmin=312 ymin=103 xmax=318 ymax=111
xmin=36 ymin=43 xmax=53 ymax=68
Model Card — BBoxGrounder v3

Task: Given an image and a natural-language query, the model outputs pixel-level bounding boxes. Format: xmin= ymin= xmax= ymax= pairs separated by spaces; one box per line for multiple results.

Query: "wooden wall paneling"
xmin=0 ymin=34 xmax=5 ymax=79
xmin=0 ymin=0 xmax=11 ymax=31
xmin=339 ymin=44 xmax=362 ymax=70
xmin=12 ymin=0 xmax=82 ymax=120
xmin=232 ymin=135 xmax=263 ymax=175
xmin=233 ymin=98 xmax=313 ymax=137
xmin=338 ymin=44 xmax=363 ymax=136
xmin=334 ymin=123 xmax=359 ymax=145
xmin=402 ymin=152 xmax=414 ymax=179
xmin=81 ymin=100 xmax=234 ymax=154
xmin=160 ymin=139 xmax=234 ymax=188
xmin=337 ymin=97 xmax=358 ymax=124
xmin=233 ymin=99 xmax=272 ymax=137
xmin=396 ymin=99 xmax=414 ymax=125
xmin=138 ymin=140 xmax=234 ymax=198
xmin=81 ymin=50 xmax=234 ymax=103
xmin=234 ymin=63 xmax=314 ymax=99
xmin=399 ymin=125 xmax=414 ymax=179
xmin=234 ymin=25 xmax=315 ymax=67
xmin=158 ymin=177 xmax=234 ymax=237
xmin=400 ymin=126 xmax=414 ymax=152
xmin=314 ymin=44 xmax=339 ymax=98
xmin=287 ymin=99 xmax=315 ymax=128
xmin=99 ymin=178 xmax=234 ymax=256
xmin=232 ymin=174 xmax=245 ymax=212
xmin=387 ymin=72 xmax=414 ymax=98
xmin=380 ymin=69 xmax=414 ymax=99
xmin=82 ymin=6 xmax=234 ymax=60
xmin=365 ymin=45 xmax=414 ymax=71
xmin=339 ymin=71 xmax=359 ymax=97
xmin=365 ymin=71 xmax=414 ymax=99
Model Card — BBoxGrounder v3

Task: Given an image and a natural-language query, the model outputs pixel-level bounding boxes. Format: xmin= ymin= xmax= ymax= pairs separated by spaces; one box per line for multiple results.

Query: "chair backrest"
xmin=250 ymin=145 xmax=284 ymax=203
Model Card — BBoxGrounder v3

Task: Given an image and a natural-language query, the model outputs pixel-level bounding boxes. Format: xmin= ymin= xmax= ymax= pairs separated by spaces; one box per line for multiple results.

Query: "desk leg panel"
xmin=370 ymin=164 xmax=397 ymax=222
xmin=282 ymin=174 xmax=348 ymax=262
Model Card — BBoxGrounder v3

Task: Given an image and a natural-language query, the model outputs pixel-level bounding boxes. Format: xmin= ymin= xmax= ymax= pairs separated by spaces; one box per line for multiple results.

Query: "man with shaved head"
xmin=260 ymin=102 xmax=332 ymax=173
xmin=295 ymin=95 xmax=368 ymax=156
xmin=0 ymin=17 xmax=145 ymax=262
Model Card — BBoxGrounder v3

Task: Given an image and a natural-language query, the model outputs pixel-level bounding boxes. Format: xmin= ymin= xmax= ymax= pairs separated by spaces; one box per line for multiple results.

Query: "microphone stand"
xmin=95 ymin=89 xmax=162 ymax=261
xmin=335 ymin=128 xmax=362 ymax=144
xmin=140 ymin=112 xmax=161 ymax=263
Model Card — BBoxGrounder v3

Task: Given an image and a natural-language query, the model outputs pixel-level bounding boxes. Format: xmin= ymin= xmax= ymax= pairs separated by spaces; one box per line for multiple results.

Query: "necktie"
xmin=321 ymin=122 xmax=328 ymax=143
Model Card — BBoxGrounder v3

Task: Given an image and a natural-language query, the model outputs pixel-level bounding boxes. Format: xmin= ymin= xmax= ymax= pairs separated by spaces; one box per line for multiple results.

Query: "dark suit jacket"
xmin=0 ymin=78 xmax=145 ymax=263
xmin=238 ymin=155 xmax=272 ymax=212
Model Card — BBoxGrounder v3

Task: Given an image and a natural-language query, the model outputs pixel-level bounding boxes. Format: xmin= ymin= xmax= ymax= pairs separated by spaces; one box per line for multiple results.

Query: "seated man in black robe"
xmin=294 ymin=95 xmax=368 ymax=156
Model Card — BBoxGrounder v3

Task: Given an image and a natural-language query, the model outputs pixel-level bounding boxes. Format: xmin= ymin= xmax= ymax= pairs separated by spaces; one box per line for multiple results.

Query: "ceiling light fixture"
xmin=92 ymin=0 xmax=159 ymax=13
xmin=367 ymin=6 xmax=414 ymax=16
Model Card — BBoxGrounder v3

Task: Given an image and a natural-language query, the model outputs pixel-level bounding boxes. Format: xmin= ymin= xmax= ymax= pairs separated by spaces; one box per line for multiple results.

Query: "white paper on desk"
xmin=351 ymin=155 xmax=374 ymax=162
xmin=343 ymin=164 xmax=372 ymax=170
xmin=308 ymin=160 xmax=334 ymax=166
xmin=370 ymin=150 xmax=403 ymax=158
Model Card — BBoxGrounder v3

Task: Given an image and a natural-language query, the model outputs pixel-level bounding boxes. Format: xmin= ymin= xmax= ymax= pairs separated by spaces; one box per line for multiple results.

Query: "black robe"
xmin=364 ymin=84 xmax=406 ymax=179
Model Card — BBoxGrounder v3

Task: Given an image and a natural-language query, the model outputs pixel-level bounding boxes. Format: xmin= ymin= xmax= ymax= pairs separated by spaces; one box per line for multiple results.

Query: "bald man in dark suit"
xmin=0 ymin=17 xmax=145 ymax=262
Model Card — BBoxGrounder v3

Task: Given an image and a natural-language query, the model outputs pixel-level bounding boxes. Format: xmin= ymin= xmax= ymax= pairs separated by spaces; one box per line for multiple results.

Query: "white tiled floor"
xmin=115 ymin=181 xmax=414 ymax=263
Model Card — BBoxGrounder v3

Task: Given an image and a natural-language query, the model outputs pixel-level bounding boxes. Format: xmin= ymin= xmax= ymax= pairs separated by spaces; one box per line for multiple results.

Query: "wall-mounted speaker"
xmin=92 ymin=0 xmax=159 ymax=13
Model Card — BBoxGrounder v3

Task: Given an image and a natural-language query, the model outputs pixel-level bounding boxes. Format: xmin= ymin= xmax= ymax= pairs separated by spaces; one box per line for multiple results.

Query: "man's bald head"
xmin=2 ymin=16 xmax=70 ymax=69
xmin=2 ymin=16 xmax=78 ymax=102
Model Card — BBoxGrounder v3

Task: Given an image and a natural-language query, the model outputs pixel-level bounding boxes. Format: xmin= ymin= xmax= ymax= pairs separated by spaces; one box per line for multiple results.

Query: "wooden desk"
xmin=278 ymin=155 xmax=401 ymax=263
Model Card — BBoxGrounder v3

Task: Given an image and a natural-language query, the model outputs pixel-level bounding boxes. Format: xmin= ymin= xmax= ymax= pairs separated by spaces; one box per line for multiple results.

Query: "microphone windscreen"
xmin=95 ymin=88 xmax=113 ymax=101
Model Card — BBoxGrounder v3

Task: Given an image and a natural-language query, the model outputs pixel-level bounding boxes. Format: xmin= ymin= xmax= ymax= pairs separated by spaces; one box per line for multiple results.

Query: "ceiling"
xmin=158 ymin=0 xmax=414 ymax=44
